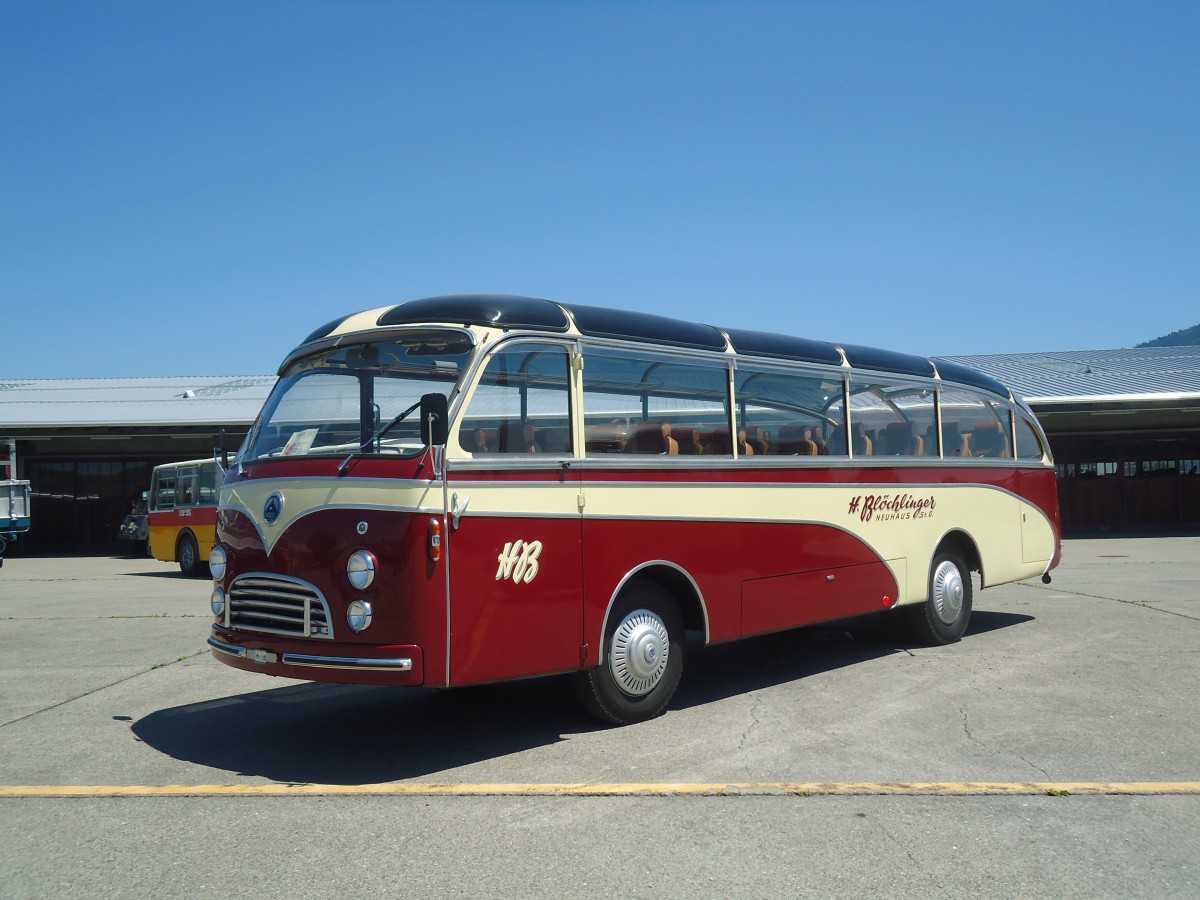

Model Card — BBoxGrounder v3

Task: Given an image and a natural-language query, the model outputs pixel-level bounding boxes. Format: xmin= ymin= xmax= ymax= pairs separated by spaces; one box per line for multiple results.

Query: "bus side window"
xmin=941 ymin=388 xmax=1011 ymax=458
xmin=582 ymin=346 xmax=728 ymax=458
xmin=199 ymin=463 xmax=219 ymax=503
xmin=734 ymin=366 xmax=845 ymax=458
xmin=464 ymin=342 xmax=572 ymax=456
xmin=176 ymin=467 xmax=198 ymax=506
xmin=153 ymin=472 xmax=176 ymax=510
xmin=1015 ymin=413 xmax=1045 ymax=461
xmin=847 ymin=378 xmax=935 ymax=457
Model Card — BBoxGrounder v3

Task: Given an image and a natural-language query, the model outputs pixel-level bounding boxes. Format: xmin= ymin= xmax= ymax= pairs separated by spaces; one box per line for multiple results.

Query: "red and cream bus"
xmin=208 ymin=295 xmax=1060 ymax=724
xmin=148 ymin=457 xmax=221 ymax=576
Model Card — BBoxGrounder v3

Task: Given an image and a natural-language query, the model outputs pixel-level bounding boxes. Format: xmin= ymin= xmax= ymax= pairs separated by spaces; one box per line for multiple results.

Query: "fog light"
xmin=210 ymin=587 xmax=225 ymax=618
xmin=209 ymin=545 xmax=227 ymax=581
xmin=346 ymin=550 xmax=377 ymax=590
xmin=347 ymin=599 xmax=373 ymax=633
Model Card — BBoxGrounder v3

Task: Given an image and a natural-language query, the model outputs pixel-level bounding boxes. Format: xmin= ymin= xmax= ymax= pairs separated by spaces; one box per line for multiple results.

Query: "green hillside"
xmin=1137 ymin=324 xmax=1200 ymax=347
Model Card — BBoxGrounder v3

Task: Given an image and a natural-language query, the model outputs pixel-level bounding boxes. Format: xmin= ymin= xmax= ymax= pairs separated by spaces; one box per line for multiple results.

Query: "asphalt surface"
xmin=1 ymin=537 xmax=1197 ymax=898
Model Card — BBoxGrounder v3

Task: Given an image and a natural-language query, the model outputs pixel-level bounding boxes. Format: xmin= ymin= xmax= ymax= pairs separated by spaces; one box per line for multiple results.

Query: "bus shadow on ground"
xmin=132 ymin=610 xmax=1032 ymax=784
xmin=674 ymin=609 xmax=1033 ymax=711
xmin=132 ymin=677 xmax=593 ymax=785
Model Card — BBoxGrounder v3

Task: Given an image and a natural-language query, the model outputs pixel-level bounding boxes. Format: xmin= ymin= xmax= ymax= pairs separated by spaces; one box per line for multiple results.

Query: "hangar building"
xmin=2 ymin=347 xmax=1198 ymax=551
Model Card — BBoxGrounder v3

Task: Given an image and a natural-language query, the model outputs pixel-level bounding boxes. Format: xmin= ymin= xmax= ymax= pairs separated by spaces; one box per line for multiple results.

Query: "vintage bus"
xmin=208 ymin=295 xmax=1061 ymax=724
xmin=148 ymin=457 xmax=221 ymax=576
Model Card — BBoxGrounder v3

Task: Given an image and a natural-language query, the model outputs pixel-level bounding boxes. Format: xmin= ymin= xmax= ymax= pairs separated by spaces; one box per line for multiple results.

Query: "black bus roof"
xmin=299 ymin=294 xmax=1012 ymax=399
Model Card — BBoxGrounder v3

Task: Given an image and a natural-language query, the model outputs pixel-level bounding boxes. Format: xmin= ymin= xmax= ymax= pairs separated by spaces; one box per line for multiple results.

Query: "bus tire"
xmin=906 ymin=550 xmax=972 ymax=645
xmin=177 ymin=532 xmax=205 ymax=577
xmin=575 ymin=581 xmax=684 ymax=726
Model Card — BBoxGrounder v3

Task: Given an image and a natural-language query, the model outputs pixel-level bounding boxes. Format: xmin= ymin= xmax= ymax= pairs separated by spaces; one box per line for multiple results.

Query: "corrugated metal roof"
xmin=2 ymin=347 xmax=1197 ymax=430
xmin=945 ymin=347 xmax=1200 ymax=405
xmin=0 ymin=376 xmax=276 ymax=428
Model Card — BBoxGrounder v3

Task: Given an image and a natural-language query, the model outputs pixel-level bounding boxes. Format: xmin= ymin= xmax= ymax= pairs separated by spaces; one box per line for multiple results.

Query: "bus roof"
xmin=295 ymin=294 xmax=1013 ymax=400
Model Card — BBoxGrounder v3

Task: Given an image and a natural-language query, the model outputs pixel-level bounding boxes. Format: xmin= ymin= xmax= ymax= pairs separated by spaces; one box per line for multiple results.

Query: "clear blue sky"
xmin=3 ymin=1 xmax=1197 ymax=379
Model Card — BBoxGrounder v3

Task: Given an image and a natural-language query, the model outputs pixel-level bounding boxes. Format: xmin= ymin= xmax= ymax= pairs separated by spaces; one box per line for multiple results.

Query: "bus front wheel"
xmin=575 ymin=581 xmax=685 ymax=726
xmin=906 ymin=550 xmax=972 ymax=645
xmin=177 ymin=533 xmax=206 ymax=577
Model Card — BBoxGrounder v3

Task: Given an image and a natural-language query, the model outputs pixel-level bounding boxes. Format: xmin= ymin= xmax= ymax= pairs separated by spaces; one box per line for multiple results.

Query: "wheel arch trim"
xmin=597 ymin=560 xmax=709 ymax=666
xmin=929 ymin=528 xmax=983 ymax=588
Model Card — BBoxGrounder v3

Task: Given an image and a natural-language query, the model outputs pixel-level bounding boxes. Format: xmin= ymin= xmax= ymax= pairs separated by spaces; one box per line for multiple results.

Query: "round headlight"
xmin=346 ymin=550 xmax=377 ymax=591
xmin=209 ymin=545 xmax=227 ymax=582
xmin=210 ymin=587 xmax=226 ymax=618
xmin=346 ymin=599 xmax=373 ymax=633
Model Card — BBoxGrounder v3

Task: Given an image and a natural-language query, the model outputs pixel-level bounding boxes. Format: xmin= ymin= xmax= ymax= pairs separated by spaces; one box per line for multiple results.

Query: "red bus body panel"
xmin=213 ymin=456 xmax=1061 ymax=688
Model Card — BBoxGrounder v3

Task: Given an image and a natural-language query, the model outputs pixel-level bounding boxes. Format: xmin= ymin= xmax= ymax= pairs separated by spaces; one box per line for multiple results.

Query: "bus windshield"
xmin=241 ymin=331 xmax=474 ymax=461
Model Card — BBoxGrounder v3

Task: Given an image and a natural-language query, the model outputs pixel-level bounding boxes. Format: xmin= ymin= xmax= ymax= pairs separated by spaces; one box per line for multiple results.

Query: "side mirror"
xmin=217 ymin=427 xmax=229 ymax=470
xmin=420 ymin=393 xmax=449 ymax=446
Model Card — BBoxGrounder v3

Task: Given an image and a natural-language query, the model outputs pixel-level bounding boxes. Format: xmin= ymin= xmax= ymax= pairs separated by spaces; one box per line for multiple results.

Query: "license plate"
xmin=250 ymin=648 xmax=277 ymax=665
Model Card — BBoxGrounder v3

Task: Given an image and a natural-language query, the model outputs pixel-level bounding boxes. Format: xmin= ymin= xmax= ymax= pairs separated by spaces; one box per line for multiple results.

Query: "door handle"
xmin=451 ymin=492 xmax=470 ymax=530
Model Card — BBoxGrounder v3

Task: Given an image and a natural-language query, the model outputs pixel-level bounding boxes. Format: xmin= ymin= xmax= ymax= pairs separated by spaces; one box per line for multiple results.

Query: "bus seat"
xmin=536 ymin=427 xmax=571 ymax=454
xmin=497 ymin=421 xmax=540 ymax=454
xmin=882 ymin=421 xmax=921 ymax=455
xmin=924 ymin=425 xmax=940 ymax=456
xmin=776 ymin=425 xmax=818 ymax=456
xmin=461 ymin=427 xmax=491 ymax=454
xmin=970 ymin=421 xmax=1008 ymax=457
xmin=825 ymin=426 xmax=848 ymax=456
xmin=744 ymin=425 xmax=770 ymax=456
xmin=941 ymin=422 xmax=968 ymax=456
xmin=700 ymin=428 xmax=753 ymax=456
xmin=585 ymin=422 xmax=627 ymax=454
xmin=806 ymin=427 xmax=827 ymax=455
xmin=675 ymin=427 xmax=704 ymax=454
xmin=737 ymin=429 xmax=754 ymax=457
xmin=624 ymin=421 xmax=678 ymax=455
xmin=851 ymin=423 xmax=873 ymax=456
xmin=701 ymin=428 xmax=731 ymax=456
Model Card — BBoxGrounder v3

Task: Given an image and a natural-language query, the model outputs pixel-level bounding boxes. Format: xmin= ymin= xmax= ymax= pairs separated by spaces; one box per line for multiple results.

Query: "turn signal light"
xmin=428 ymin=518 xmax=442 ymax=562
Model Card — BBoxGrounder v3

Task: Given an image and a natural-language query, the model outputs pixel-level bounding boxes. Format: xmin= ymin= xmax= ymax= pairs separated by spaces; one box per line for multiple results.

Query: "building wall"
xmin=6 ymin=429 xmax=245 ymax=552
xmin=1048 ymin=433 xmax=1200 ymax=533
xmin=6 ymin=405 xmax=1200 ymax=552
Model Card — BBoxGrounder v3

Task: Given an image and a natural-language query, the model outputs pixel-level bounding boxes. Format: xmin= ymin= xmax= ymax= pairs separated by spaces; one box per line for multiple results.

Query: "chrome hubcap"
xmin=609 ymin=608 xmax=670 ymax=697
xmin=931 ymin=560 xmax=965 ymax=625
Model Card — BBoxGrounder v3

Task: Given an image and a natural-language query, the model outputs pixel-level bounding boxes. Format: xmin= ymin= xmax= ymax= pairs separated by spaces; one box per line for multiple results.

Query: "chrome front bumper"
xmin=207 ymin=635 xmax=413 ymax=672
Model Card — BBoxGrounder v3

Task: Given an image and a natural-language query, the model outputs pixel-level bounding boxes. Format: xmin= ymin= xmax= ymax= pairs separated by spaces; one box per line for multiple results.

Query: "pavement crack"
xmin=1015 ymin=753 xmax=1052 ymax=779
xmin=738 ymin=692 xmax=764 ymax=754
xmin=959 ymin=704 xmax=981 ymax=746
xmin=1017 ymin=582 xmax=1200 ymax=622
xmin=961 ymin=703 xmax=1051 ymax=779
xmin=0 ymin=648 xmax=208 ymax=729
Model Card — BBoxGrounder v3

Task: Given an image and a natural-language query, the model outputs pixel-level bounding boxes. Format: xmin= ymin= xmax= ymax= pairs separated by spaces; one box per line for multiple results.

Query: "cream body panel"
xmin=221 ymin=475 xmax=1056 ymax=603
xmin=577 ymin=479 xmax=1053 ymax=606
xmin=221 ymin=478 xmax=442 ymax=555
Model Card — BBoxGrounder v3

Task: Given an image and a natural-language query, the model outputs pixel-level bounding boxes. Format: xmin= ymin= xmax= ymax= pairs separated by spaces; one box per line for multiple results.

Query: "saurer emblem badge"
xmin=263 ymin=492 xmax=285 ymax=525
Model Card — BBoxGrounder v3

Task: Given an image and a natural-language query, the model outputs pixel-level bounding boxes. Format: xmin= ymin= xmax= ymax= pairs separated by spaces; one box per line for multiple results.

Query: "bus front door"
xmin=445 ymin=463 xmax=584 ymax=687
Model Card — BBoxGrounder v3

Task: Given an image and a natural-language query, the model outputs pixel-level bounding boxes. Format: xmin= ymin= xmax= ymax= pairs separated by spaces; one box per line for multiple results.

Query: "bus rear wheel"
xmin=575 ymin=581 xmax=684 ymax=726
xmin=177 ymin=533 xmax=206 ymax=577
xmin=906 ymin=550 xmax=972 ymax=645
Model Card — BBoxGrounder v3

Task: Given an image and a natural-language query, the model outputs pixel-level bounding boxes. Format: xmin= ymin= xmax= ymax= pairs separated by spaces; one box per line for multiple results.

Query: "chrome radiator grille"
xmin=228 ymin=574 xmax=333 ymax=638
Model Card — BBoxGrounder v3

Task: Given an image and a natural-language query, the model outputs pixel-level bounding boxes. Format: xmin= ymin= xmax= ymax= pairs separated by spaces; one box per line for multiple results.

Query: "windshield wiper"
xmin=338 ymin=400 xmax=422 ymax=474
